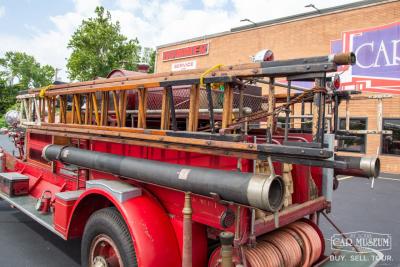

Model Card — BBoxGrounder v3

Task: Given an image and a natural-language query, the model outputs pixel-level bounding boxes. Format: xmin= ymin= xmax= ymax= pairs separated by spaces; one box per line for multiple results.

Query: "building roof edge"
xmin=156 ymin=0 xmax=393 ymax=50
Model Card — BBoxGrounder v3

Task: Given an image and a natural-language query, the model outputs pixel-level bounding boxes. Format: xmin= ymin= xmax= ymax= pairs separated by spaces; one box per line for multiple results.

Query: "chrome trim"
xmin=41 ymin=144 xmax=52 ymax=162
xmin=246 ymin=174 xmax=284 ymax=212
xmin=55 ymin=190 xmax=84 ymax=201
xmin=0 ymin=172 xmax=29 ymax=181
xmin=360 ymin=157 xmax=380 ymax=178
xmin=86 ymin=179 xmax=142 ymax=203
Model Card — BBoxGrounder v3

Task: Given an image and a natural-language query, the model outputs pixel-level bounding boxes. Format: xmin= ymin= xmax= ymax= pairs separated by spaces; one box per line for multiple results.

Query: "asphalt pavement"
xmin=0 ymin=200 xmax=81 ymax=267
xmin=319 ymin=176 xmax=400 ymax=266
xmin=0 ymin=134 xmax=399 ymax=266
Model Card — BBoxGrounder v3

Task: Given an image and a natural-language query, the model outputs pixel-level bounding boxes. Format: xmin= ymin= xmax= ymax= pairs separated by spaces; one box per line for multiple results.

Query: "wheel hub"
xmin=89 ymin=234 xmax=123 ymax=267
xmin=93 ymin=256 xmax=108 ymax=267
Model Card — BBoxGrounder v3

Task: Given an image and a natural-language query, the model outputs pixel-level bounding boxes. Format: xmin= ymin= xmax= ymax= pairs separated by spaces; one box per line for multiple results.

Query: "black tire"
xmin=81 ymin=207 xmax=137 ymax=267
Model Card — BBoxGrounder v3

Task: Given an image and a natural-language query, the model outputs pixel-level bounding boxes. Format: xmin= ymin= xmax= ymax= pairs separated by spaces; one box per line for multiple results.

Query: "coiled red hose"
xmin=261 ymin=231 xmax=302 ymax=267
xmin=280 ymin=227 xmax=310 ymax=267
xmin=245 ymin=241 xmax=283 ymax=267
xmin=244 ymin=219 xmax=323 ymax=267
xmin=291 ymin=221 xmax=322 ymax=263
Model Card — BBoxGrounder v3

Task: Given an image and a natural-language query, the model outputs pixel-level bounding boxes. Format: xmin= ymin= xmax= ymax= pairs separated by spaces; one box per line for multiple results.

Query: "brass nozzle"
xmin=333 ymin=52 xmax=356 ymax=65
xmin=182 ymin=192 xmax=192 ymax=216
xmin=220 ymin=232 xmax=234 ymax=267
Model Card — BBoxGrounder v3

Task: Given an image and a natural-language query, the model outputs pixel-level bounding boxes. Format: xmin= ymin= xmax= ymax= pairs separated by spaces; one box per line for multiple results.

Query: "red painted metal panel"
xmin=54 ymin=197 xmax=76 ymax=238
xmin=291 ymin=165 xmax=311 ymax=203
xmin=11 ymin=160 xmax=65 ymax=200
xmin=147 ymin=185 xmax=237 ymax=232
xmin=27 ymin=132 xmax=52 ymax=165
xmin=68 ymin=189 xmax=182 ymax=267
xmin=254 ymin=197 xmax=326 ymax=236
xmin=91 ymin=140 xmax=252 ymax=172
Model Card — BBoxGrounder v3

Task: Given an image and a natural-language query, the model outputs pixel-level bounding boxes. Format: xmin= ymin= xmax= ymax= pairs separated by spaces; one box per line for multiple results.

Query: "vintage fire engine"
xmin=0 ymin=52 xmax=382 ymax=267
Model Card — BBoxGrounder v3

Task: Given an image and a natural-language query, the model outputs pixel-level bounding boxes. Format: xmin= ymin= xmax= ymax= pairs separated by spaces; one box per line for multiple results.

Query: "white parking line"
xmin=337 ymin=176 xmax=400 ymax=181
xmin=378 ymin=176 xmax=400 ymax=182
xmin=338 ymin=176 xmax=353 ymax=181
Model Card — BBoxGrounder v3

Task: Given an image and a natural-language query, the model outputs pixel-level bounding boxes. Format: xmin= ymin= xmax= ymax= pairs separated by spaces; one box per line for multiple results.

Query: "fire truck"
xmin=0 ymin=51 xmax=383 ymax=267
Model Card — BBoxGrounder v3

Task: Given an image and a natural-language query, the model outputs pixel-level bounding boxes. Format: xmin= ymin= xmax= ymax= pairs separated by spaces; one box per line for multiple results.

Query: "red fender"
xmin=67 ymin=188 xmax=181 ymax=267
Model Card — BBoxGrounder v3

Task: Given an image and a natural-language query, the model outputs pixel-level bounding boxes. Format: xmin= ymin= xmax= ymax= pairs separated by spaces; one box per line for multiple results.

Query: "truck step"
xmin=0 ymin=191 xmax=64 ymax=239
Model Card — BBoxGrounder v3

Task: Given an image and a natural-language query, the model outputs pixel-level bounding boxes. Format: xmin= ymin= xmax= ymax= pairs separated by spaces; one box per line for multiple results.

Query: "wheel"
xmin=81 ymin=207 xmax=137 ymax=267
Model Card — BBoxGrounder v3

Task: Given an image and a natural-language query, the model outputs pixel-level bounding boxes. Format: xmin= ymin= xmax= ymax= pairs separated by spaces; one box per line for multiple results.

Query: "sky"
xmin=0 ymin=0 xmax=358 ymax=80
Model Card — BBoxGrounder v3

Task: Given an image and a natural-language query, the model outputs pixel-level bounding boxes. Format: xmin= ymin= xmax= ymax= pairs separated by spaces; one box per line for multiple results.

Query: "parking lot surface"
xmin=319 ymin=176 xmax=400 ymax=266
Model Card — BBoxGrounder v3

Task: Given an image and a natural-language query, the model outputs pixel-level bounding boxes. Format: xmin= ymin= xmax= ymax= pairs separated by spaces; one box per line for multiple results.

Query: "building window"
xmin=382 ymin=119 xmax=400 ymax=156
xmin=337 ymin=118 xmax=367 ymax=153
xmin=276 ymin=117 xmax=312 ymax=133
xmin=302 ymin=118 xmax=312 ymax=131
xmin=277 ymin=117 xmax=286 ymax=129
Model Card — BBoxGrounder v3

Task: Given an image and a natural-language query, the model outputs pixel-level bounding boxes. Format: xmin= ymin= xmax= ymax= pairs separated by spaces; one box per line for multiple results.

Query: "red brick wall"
xmin=156 ymin=1 xmax=400 ymax=174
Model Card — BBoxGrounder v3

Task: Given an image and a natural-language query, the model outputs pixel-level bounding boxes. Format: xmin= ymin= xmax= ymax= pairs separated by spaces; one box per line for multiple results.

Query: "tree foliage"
xmin=0 ymin=51 xmax=54 ymax=127
xmin=0 ymin=78 xmax=16 ymax=116
xmin=0 ymin=51 xmax=55 ymax=89
xmin=67 ymin=6 xmax=142 ymax=81
xmin=142 ymin=47 xmax=156 ymax=73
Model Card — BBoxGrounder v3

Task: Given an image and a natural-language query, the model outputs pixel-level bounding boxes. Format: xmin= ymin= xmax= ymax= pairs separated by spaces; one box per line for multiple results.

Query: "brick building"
xmin=155 ymin=0 xmax=400 ymax=174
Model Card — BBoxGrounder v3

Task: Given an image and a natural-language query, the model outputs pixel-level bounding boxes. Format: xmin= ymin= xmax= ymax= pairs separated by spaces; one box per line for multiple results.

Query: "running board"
xmin=0 ymin=191 xmax=64 ymax=239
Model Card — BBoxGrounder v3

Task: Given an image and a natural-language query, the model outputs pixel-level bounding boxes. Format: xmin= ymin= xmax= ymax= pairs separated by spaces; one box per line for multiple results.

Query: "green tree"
xmin=0 ymin=51 xmax=55 ymax=89
xmin=67 ymin=6 xmax=142 ymax=81
xmin=0 ymin=78 xmax=15 ymax=115
xmin=0 ymin=51 xmax=54 ymax=127
xmin=141 ymin=47 xmax=156 ymax=73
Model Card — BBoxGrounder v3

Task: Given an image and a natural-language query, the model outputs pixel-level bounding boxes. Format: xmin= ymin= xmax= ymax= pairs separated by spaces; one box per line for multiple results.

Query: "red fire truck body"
xmin=0 ymin=52 xmax=381 ymax=267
